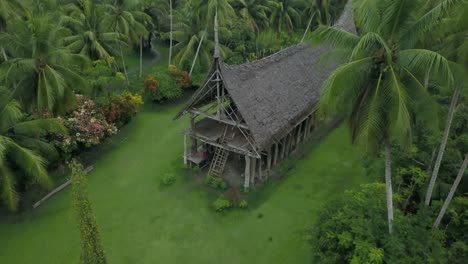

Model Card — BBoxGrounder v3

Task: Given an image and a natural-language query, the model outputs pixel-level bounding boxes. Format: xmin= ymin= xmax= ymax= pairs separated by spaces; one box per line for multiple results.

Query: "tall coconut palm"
xmin=169 ymin=0 xmax=173 ymax=66
xmin=61 ymin=0 xmax=123 ymax=65
xmin=0 ymin=87 xmax=65 ymax=211
xmin=0 ymin=17 xmax=88 ymax=115
xmin=433 ymin=153 xmax=468 ymax=230
xmin=424 ymin=3 xmax=468 ymax=206
xmin=232 ymin=0 xmax=274 ymax=32
xmin=0 ymin=0 xmax=27 ymax=61
xmin=167 ymin=11 xmax=230 ymax=69
xmin=187 ymin=0 xmax=235 ymax=26
xmin=314 ymin=0 xmax=458 ymax=234
xmin=269 ymin=0 xmax=305 ymax=32
xmin=106 ymin=0 xmax=153 ymax=83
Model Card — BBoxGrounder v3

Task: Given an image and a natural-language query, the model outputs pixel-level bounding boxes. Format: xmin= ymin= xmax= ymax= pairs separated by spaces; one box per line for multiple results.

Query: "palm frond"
xmin=0 ymin=163 xmax=19 ymax=211
xmin=318 ymin=57 xmax=373 ymax=117
xmin=350 ymin=32 xmax=392 ymax=62
xmin=12 ymin=118 xmax=66 ymax=136
xmin=8 ymin=141 xmax=51 ymax=188
xmin=400 ymin=0 xmax=464 ymax=47
xmin=312 ymin=25 xmax=359 ymax=49
xmin=398 ymin=49 xmax=454 ymax=86
xmin=386 ymin=65 xmax=411 ymax=145
xmin=353 ymin=73 xmax=385 ymax=152
xmin=0 ymin=100 xmax=23 ymax=133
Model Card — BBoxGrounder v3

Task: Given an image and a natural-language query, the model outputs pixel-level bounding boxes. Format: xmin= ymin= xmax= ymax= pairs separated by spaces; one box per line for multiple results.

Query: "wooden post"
xmin=308 ymin=115 xmax=315 ymax=134
xmin=259 ymin=158 xmax=263 ymax=180
xmin=251 ymin=158 xmax=257 ymax=185
xmin=244 ymin=156 xmax=251 ymax=190
xmin=296 ymin=123 xmax=302 ymax=146
xmin=280 ymin=138 xmax=286 ymax=161
xmin=304 ymin=116 xmax=310 ymax=141
xmin=190 ymin=113 xmax=198 ymax=154
xmin=183 ymin=134 xmax=188 ymax=165
xmin=267 ymin=149 xmax=272 ymax=175
xmin=286 ymin=133 xmax=292 ymax=156
xmin=273 ymin=143 xmax=279 ymax=166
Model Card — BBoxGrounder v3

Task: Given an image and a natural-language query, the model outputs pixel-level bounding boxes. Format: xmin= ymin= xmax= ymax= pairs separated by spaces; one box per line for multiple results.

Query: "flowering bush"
xmin=54 ymin=95 xmax=117 ymax=158
xmin=144 ymin=71 xmax=181 ymax=102
xmin=168 ymin=64 xmax=192 ymax=89
xmin=101 ymin=92 xmax=143 ymax=127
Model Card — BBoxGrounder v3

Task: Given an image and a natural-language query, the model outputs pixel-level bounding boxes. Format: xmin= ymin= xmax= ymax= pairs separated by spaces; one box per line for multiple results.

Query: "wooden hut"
xmin=174 ymin=1 xmax=356 ymax=189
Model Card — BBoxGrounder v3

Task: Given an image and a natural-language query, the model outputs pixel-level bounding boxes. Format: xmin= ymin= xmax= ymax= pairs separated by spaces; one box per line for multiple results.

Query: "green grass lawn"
xmin=0 ymin=99 xmax=372 ymax=264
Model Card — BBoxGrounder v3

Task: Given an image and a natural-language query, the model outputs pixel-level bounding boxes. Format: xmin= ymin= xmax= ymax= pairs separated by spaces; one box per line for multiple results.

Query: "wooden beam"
xmin=187 ymin=132 xmax=260 ymax=158
xmin=188 ymin=108 xmax=249 ymax=129
xmin=244 ymin=156 xmax=250 ymax=190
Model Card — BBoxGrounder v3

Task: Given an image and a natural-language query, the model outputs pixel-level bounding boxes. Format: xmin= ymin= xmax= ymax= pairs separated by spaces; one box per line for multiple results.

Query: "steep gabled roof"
xmin=175 ymin=0 xmax=356 ymax=150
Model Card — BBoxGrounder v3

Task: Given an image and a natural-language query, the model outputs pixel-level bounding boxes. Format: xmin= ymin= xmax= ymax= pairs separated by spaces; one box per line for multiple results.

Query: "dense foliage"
xmin=311 ymin=0 xmax=468 ymax=262
xmin=311 ymin=184 xmax=447 ymax=263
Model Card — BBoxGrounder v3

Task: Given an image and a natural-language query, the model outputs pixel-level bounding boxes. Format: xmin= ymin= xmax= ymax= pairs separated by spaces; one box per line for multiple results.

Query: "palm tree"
xmin=187 ymin=0 xmax=236 ymax=26
xmin=269 ymin=0 xmax=305 ymax=32
xmin=61 ymin=0 xmax=122 ymax=65
xmin=167 ymin=11 xmax=230 ymax=70
xmin=0 ymin=87 xmax=65 ymax=211
xmin=169 ymin=0 xmax=173 ymax=66
xmin=106 ymin=0 xmax=153 ymax=83
xmin=433 ymin=153 xmax=468 ymax=230
xmin=0 ymin=0 xmax=27 ymax=61
xmin=314 ymin=0 xmax=458 ymax=234
xmin=232 ymin=0 xmax=274 ymax=32
xmin=424 ymin=3 xmax=467 ymax=206
xmin=0 ymin=17 xmax=88 ymax=115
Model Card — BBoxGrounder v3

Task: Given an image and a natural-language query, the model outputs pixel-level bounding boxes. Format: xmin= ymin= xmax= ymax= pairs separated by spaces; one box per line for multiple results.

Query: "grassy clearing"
xmin=0 ymin=98 xmax=372 ymax=263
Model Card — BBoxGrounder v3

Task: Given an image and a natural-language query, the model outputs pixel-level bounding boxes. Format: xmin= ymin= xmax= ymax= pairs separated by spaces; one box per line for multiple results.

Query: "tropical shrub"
xmin=169 ymin=65 xmax=192 ymax=89
xmin=204 ymin=176 xmax=227 ymax=190
xmin=212 ymin=196 xmax=232 ymax=212
xmin=160 ymin=173 xmax=176 ymax=186
xmin=239 ymin=200 xmax=248 ymax=209
xmin=144 ymin=71 xmax=182 ymax=102
xmin=100 ymin=92 xmax=143 ymax=127
xmin=82 ymin=60 xmax=123 ymax=96
xmin=310 ymin=183 xmax=447 ymax=263
xmin=54 ymin=95 xmax=117 ymax=159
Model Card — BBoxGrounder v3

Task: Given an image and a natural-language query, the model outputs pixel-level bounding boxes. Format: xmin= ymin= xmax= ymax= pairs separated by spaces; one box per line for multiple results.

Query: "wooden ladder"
xmin=208 ymin=126 xmax=235 ymax=177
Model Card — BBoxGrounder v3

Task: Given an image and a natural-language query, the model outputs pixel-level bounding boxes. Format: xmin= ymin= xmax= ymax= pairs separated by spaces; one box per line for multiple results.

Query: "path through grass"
xmin=0 ymin=101 xmax=371 ymax=264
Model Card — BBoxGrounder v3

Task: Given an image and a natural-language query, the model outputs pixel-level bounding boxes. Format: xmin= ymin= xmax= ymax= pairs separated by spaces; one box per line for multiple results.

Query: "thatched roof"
xmin=175 ymin=0 xmax=356 ymax=150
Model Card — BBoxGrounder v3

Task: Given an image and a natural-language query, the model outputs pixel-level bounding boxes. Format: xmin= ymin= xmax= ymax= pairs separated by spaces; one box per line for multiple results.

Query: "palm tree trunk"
xmin=139 ymin=35 xmax=143 ymax=78
xmin=301 ymin=12 xmax=315 ymax=43
xmin=189 ymin=32 xmax=206 ymax=76
xmin=385 ymin=141 xmax=394 ymax=234
xmin=119 ymin=44 xmax=130 ymax=86
xmin=433 ymin=153 xmax=468 ymax=230
xmin=425 ymin=88 xmax=460 ymax=206
xmin=1 ymin=47 xmax=8 ymax=61
xmin=168 ymin=0 xmax=173 ymax=67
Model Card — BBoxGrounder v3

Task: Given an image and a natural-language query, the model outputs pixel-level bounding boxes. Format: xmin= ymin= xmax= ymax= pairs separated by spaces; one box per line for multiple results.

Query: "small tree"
xmin=70 ymin=161 xmax=107 ymax=264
